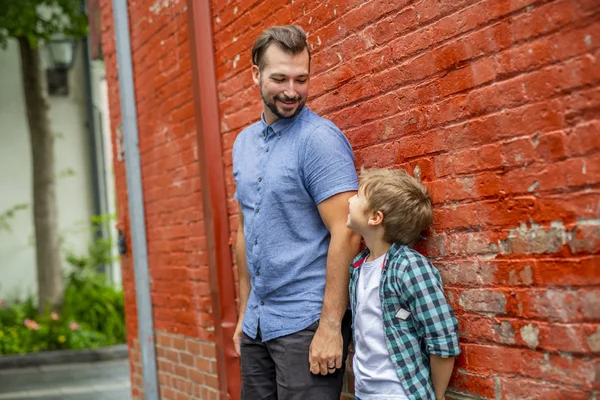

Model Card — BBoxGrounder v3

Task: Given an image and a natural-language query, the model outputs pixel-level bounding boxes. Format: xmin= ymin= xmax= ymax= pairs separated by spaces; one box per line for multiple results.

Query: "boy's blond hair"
xmin=359 ymin=168 xmax=433 ymax=245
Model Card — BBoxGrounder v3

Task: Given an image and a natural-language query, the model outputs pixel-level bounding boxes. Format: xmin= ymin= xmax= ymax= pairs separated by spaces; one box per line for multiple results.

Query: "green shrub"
xmin=62 ymin=249 xmax=126 ymax=345
xmin=0 ymin=302 xmax=111 ymax=355
xmin=0 ymin=217 xmax=126 ymax=356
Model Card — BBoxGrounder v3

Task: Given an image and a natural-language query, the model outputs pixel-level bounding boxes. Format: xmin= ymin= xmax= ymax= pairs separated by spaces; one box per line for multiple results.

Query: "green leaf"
xmin=0 ymin=0 xmax=88 ymax=43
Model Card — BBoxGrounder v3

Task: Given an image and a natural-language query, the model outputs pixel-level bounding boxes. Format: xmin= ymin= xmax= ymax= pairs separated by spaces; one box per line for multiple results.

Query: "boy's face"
xmin=346 ymin=189 xmax=371 ymax=233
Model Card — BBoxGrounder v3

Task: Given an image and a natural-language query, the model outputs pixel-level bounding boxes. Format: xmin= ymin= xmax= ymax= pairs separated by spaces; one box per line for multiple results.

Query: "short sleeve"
xmin=301 ymin=124 xmax=358 ymax=204
xmin=405 ymin=261 xmax=461 ymax=358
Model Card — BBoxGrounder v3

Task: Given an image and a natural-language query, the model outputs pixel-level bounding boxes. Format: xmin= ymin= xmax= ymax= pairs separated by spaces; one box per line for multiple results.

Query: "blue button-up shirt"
xmin=232 ymin=106 xmax=358 ymax=341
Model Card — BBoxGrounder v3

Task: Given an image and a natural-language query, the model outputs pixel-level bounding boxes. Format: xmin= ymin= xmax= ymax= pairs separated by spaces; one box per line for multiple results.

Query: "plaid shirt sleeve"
xmin=404 ymin=257 xmax=461 ymax=358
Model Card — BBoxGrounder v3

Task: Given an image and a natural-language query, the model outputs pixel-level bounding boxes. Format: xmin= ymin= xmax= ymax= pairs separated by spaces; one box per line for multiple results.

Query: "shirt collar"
xmin=351 ymin=243 xmax=404 ymax=269
xmin=260 ymin=105 xmax=308 ymax=136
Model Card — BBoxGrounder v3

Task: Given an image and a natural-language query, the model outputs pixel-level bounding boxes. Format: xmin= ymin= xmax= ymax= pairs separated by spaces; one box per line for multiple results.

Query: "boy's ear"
xmin=368 ymin=210 xmax=384 ymax=227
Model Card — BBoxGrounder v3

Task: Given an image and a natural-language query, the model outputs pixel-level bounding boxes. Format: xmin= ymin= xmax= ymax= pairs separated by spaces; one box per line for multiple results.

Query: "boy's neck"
xmin=364 ymin=234 xmax=392 ymax=262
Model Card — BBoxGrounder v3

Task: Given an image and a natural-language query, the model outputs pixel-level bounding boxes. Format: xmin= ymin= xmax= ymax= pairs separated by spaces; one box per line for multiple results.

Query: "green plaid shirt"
xmin=349 ymin=243 xmax=461 ymax=400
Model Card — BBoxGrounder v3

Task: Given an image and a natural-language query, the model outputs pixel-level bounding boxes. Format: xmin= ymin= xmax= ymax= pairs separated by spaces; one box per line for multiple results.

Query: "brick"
xmin=174 ymin=364 xmax=189 ymax=379
xmin=186 ymin=340 xmax=201 ymax=355
xmin=505 ymin=288 xmax=600 ymax=323
xmin=436 ymin=197 xmax=538 ymax=231
xmin=449 ymin=369 xmax=496 ymax=399
xmin=459 ymin=289 xmax=507 ymax=314
xmin=462 ymin=344 xmax=596 ymax=389
xmin=156 ymin=334 xmax=172 ymax=348
xmin=195 ymin=356 xmax=213 ymax=373
xmin=533 ymin=258 xmax=600 ymax=287
xmin=202 ymin=343 xmax=217 ymax=359
xmin=175 ymin=392 xmax=190 ymax=400
xmin=579 ymin=288 xmax=600 ymax=320
xmin=189 ymin=368 xmax=204 ymax=385
xmin=165 ymin=349 xmax=179 ymax=363
xmin=428 ymin=172 xmax=502 ymax=204
xmin=444 ymin=231 xmax=501 ymax=257
xmin=438 ymin=259 xmax=532 ymax=287
xmin=204 ymin=374 xmax=220 ymax=390
xmin=500 ymin=376 xmax=593 ymax=400
xmin=459 ymin=314 xmax=598 ymax=353
xmin=161 ymin=387 xmax=175 ymax=399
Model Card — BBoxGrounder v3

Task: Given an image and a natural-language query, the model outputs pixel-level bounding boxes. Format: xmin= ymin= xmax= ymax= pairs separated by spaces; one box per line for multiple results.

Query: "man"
xmin=232 ymin=25 xmax=361 ymax=399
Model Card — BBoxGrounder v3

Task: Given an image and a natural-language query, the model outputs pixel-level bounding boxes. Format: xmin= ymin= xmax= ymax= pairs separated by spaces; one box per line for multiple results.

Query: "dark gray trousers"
xmin=240 ymin=311 xmax=352 ymax=400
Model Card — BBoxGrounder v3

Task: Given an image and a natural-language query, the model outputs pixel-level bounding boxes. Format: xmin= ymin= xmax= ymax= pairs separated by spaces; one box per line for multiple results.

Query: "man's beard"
xmin=261 ymin=86 xmax=305 ymax=121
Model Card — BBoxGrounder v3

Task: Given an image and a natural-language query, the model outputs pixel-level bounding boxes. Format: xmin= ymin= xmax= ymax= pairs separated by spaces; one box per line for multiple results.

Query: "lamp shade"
xmin=45 ymin=37 xmax=78 ymax=69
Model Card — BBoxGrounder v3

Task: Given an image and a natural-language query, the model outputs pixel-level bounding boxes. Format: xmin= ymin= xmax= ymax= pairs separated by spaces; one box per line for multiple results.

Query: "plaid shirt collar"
xmin=351 ymin=247 xmax=386 ymax=269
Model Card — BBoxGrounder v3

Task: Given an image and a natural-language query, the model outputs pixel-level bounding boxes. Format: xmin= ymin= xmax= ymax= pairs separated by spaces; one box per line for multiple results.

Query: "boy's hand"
xmin=309 ymin=324 xmax=342 ymax=375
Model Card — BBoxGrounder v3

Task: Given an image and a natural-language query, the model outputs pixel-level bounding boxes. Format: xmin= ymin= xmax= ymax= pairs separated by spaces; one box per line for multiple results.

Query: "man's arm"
xmin=309 ymin=191 xmax=361 ymax=375
xmin=233 ymin=204 xmax=251 ymax=356
xmin=431 ymin=355 xmax=455 ymax=400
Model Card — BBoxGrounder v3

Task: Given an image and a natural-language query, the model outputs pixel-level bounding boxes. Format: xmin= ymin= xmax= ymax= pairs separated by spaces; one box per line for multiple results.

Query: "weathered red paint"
xmin=187 ymin=0 xmax=241 ymax=399
xmin=100 ymin=0 xmax=600 ymax=398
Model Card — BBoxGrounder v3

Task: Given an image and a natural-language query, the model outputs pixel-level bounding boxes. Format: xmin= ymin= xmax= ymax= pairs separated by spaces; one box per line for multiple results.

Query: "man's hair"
xmin=359 ymin=168 xmax=433 ymax=245
xmin=251 ymin=25 xmax=310 ymax=70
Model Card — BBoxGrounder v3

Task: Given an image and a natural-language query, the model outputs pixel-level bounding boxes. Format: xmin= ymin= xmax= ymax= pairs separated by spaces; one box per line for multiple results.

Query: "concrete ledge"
xmin=0 ymin=344 xmax=128 ymax=369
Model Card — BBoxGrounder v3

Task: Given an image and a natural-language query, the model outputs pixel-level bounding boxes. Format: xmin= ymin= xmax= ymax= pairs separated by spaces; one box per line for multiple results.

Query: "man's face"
xmin=252 ymin=45 xmax=310 ymax=125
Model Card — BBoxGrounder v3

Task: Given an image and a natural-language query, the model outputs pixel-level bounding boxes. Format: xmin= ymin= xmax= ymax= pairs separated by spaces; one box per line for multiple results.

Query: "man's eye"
xmin=272 ymin=78 xmax=284 ymax=83
xmin=297 ymin=80 xmax=307 ymax=84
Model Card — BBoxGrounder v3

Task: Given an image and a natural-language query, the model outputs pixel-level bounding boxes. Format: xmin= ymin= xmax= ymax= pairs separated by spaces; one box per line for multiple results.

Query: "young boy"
xmin=347 ymin=169 xmax=460 ymax=400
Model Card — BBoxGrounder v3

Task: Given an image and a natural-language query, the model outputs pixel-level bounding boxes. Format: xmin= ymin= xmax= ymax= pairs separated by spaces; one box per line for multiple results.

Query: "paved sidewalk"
xmin=0 ymin=359 xmax=131 ymax=400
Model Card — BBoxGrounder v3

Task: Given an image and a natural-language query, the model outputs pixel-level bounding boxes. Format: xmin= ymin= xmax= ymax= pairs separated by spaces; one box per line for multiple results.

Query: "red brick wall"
xmin=100 ymin=0 xmax=221 ymax=398
xmin=214 ymin=1 xmax=599 ymax=399
xmin=101 ymin=0 xmax=600 ymax=399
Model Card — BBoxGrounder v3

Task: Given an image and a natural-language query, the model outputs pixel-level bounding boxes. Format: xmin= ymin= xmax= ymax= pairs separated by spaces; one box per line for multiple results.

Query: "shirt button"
xmin=258 ymin=177 xmax=262 ymax=182
xmin=265 ymin=148 xmax=269 ymax=152
xmin=255 ymin=271 xmax=260 ymax=276
xmin=260 ymin=301 xmax=264 ymax=305
xmin=254 ymin=239 xmax=257 ymax=245
xmin=255 ymin=208 xmax=259 ymax=213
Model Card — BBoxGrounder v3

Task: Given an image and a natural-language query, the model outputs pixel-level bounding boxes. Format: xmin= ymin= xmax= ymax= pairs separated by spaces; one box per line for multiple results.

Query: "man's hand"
xmin=310 ymin=191 xmax=360 ymax=376
xmin=233 ymin=320 xmax=243 ymax=357
xmin=309 ymin=323 xmax=343 ymax=375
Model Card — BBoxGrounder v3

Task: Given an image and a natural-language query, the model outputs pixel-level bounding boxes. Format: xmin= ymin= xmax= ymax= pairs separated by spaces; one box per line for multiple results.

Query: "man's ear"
xmin=368 ymin=210 xmax=384 ymax=227
xmin=252 ymin=65 xmax=260 ymax=85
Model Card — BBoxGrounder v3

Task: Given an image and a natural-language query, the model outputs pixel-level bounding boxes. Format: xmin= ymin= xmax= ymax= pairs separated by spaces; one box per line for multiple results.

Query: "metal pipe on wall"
xmin=111 ymin=1 xmax=159 ymax=399
xmin=187 ymin=0 xmax=241 ymax=398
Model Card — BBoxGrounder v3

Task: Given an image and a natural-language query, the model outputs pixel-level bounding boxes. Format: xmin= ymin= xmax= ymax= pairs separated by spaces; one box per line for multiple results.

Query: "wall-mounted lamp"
xmin=43 ymin=37 xmax=78 ymax=96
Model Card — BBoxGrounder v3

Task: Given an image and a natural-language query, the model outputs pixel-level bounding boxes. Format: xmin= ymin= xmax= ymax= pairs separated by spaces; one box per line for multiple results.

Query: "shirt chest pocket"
xmin=263 ymin=148 xmax=307 ymax=202
xmin=234 ymin=166 xmax=259 ymax=208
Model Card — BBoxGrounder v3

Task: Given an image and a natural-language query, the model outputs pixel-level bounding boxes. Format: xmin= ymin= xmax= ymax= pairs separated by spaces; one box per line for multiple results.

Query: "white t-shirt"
xmin=354 ymin=254 xmax=408 ymax=400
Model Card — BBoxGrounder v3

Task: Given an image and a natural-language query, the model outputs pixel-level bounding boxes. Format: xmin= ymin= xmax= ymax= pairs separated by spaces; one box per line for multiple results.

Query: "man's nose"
xmin=283 ymin=81 xmax=298 ymax=97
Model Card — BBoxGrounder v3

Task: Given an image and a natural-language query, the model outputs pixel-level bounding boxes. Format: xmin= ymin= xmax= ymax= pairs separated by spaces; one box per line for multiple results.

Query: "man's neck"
xmin=263 ymin=108 xmax=279 ymax=125
xmin=363 ymin=233 xmax=391 ymax=262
